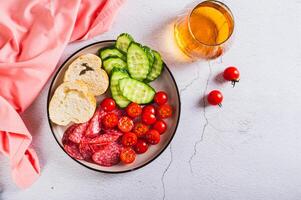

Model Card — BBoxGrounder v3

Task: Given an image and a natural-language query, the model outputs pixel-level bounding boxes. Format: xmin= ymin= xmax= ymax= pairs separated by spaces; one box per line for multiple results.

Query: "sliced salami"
xmin=85 ymin=108 xmax=101 ymax=137
xmin=88 ymin=131 xmax=122 ymax=146
xmin=62 ymin=124 xmax=78 ymax=145
xmin=64 ymin=143 xmax=83 ymax=160
xmin=92 ymin=143 xmax=122 ymax=167
xmin=79 ymin=141 xmax=93 ymax=160
xmin=68 ymin=122 xmax=89 ymax=144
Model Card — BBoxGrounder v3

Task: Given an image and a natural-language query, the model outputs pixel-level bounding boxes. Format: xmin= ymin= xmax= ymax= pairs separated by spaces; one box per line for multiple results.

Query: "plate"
xmin=47 ymin=40 xmax=181 ymax=173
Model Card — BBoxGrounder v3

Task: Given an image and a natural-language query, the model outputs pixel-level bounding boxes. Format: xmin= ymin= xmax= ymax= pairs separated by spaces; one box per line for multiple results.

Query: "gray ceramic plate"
xmin=47 ymin=40 xmax=181 ymax=173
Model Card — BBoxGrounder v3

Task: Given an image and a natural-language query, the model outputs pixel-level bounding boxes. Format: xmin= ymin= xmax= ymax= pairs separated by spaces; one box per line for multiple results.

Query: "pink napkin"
xmin=0 ymin=0 xmax=125 ymax=189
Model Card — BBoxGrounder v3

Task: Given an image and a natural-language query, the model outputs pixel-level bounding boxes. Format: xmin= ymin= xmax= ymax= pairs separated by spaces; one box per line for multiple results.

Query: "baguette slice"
xmin=64 ymin=54 xmax=109 ymax=96
xmin=49 ymin=81 xmax=96 ymax=126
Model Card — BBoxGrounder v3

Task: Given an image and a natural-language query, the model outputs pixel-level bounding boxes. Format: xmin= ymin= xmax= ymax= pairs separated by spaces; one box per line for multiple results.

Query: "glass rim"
xmin=188 ymin=0 xmax=235 ymax=47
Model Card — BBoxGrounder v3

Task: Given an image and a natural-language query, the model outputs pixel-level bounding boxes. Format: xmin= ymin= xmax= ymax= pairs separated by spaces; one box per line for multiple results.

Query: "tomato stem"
xmin=231 ymin=80 xmax=240 ymax=88
xmin=218 ymin=103 xmax=222 ymax=108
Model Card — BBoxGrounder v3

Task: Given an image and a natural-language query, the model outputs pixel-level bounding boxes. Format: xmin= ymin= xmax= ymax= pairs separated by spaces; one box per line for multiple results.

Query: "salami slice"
xmin=62 ymin=124 xmax=78 ymax=145
xmin=79 ymin=141 xmax=93 ymax=160
xmin=64 ymin=143 xmax=83 ymax=160
xmin=88 ymin=131 xmax=122 ymax=146
xmin=92 ymin=143 xmax=122 ymax=167
xmin=85 ymin=108 xmax=101 ymax=137
xmin=68 ymin=122 xmax=89 ymax=144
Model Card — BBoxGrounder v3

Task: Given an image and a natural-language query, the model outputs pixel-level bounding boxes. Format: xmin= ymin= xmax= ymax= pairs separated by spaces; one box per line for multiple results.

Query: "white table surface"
xmin=1 ymin=0 xmax=301 ymax=199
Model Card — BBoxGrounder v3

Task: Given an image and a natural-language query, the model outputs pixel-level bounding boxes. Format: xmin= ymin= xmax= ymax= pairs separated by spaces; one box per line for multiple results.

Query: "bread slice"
xmin=64 ymin=54 xmax=109 ymax=96
xmin=49 ymin=81 xmax=96 ymax=126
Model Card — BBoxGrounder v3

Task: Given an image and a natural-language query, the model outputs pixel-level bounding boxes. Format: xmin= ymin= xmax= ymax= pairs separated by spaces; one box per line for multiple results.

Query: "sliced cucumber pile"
xmin=103 ymin=57 xmax=127 ymax=74
xmin=115 ymin=33 xmax=134 ymax=53
xmin=97 ymin=33 xmax=164 ymax=107
xmin=99 ymin=47 xmax=126 ymax=61
xmin=145 ymin=50 xmax=163 ymax=82
xmin=110 ymin=68 xmax=131 ymax=108
xmin=119 ymin=78 xmax=155 ymax=104
xmin=127 ymin=43 xmax=150 ymax=81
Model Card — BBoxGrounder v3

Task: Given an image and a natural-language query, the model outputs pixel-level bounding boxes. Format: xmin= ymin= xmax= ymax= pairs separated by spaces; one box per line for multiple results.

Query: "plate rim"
xmin=46 ymin=40 xmax=181 ymax=173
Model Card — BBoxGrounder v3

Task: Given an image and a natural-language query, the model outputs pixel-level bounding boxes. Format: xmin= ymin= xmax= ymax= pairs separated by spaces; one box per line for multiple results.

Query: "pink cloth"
xmin=0 ymin=0 xmax=125 ymax=188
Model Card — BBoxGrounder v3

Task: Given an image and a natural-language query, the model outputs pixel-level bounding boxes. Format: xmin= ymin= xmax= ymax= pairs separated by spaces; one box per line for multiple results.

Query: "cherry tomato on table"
xmin=134 ymin=139 xmax=149 ymax=154
xmin=207 ymin=90 xmax=223 ymax=106
xmin=154 ymin=91 xmax=168 ymax=105
xmin=120 ymin=147 xmax=136 ymax=164
xmin=122 ymin=132 xmax=138 ymax=147
xmin=223 ymin=66 xmax=240 ymax=87
xmin=102 ymin=113 xmax=118 ymax=128
xmin=153 ymin=120 xmax=167 ymax=134
xmin=132 ymin=122 xmax=149 ymax=138
xmin=118 ymin=116 xmax=134 ymax=132
xmin=143 ymin=105 xmax=156 ymax=114
xmin=126 ymin=103 xmax=142 ymax=118
xmin=145 ymin=129 xmax=160 ymax=145
xmin=157 ymin=104 xmax=173 ymax=119
xmin=100 ymin=98 xmax=116 ymax=112
xmin=142 ymin=111 xmax=157 ymax=125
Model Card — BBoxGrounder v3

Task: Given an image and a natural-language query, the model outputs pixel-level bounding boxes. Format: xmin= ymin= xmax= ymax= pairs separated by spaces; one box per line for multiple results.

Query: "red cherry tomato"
xmin=207 ymin=90 xmax=223 ymax=106
xmin=132 ymin=122 xmax=149 ymax=138
xmin=100 ymin=98 xmax=116 ymax=112
xmin=102 ymin=113 xmax=118 ymax=128
xmin=122 ymin=132 xmax=138 ymax=147
xmin=142 ymin=112 xmax=157 ymax=125
xmin=154 ymin=91 xmax=168 ymax=105
xmin=126 ymin=103 xmax=142 ymax=118
xmin=134 ymin=139 xmax=149 ymax=154
xmin=153 ymin=120 xmax=167 ymax=134
xmin=143 ymin=105 xmax=156 ymax=114
xmin=120 ymin=147 xmax=136 ymax=164
xmin=157 ymin=104 xmax=173 ymax=119
xmin=118 ymin=116 xmax=134 ymax=133
xmin=145 ymin=129 xmax=160 ymax=145
xmin=223 ymin=66 xmax=240 ymax=87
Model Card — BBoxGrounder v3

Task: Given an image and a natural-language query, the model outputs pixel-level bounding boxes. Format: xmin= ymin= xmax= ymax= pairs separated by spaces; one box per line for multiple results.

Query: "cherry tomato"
xmin=145 ymin=129 xmax=160 ymax=145
xmin=132 ymin=122 xmax=149 ymax=138
xmin=100 ymin=98 xmax=116 ymax=112
xmin=153 ymin=120 xmax=167 ymax=134
xmin=134 ymin=139 xmax=149 ymax=154
xmin=207 ymin=90 xmax=223 ymax=106
xmin=120 ymin=147 xmax=136 ymax=164
xmin=154 ymin=91 xmax=168 ymax=105
xmin=143 ymin=105 xmax=156 ymax=114
xmin=126 ymin=103 xmax=142 ymax=118
xmin=122 ymin=132 xmax=138 ymax=147
xmin=223 ymin=66 xmax=240 ymax=87
xmin=157 ymin=104 xmax=173 ymax=119
xmin=102 ymin=113 xmax=118 ymax=128
xmin=118 ymin=116 xmax=134 ymax=133
xmin=142 ymin=112 xmax=157 ymax=125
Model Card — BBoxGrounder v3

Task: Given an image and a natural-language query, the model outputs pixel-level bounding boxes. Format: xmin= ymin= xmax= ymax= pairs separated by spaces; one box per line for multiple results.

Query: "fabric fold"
xmin=0 ymin=0 xmax=125 ymax=188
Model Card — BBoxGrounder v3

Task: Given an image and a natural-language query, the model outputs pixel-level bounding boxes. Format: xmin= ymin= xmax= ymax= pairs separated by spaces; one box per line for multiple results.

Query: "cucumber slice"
xmin=99 ymin=47 xmax=126 ymax=61
xmin=110 ymin=68 xmax=131 ymax=108
xmin=143 ymin=46 xmax=155 ymax=67
xmin=115 ymin=33 xmax=134 ymax=53
xmin=145 ymin=50 xmax=164 ymax=82
xmin=127 ymin=42 xmax=150 ymax=81
xmin=103 ymin=57 xmax=127 ymax=74
xmin=118 ymin=78 xmax=155 ymax=104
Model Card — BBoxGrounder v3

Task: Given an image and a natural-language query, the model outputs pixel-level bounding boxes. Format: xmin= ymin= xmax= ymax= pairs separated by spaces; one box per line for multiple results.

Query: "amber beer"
xmin=174 ymin=1 xmax=234 ymax=59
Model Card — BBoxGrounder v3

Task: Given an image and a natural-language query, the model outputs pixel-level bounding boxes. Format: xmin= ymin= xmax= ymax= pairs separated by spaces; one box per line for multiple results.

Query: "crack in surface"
xmin=188 ymin=62 xmax=212 ymax=173
xmin=161 ymin=144 xmax=173 ymax=200
xmin=180 ymin=66 xmax=201 ymax=94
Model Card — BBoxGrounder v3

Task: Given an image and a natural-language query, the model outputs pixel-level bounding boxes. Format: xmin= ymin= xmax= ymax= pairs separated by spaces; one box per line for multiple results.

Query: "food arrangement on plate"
xmin=48 ymin=33 xmax=175 ymax=167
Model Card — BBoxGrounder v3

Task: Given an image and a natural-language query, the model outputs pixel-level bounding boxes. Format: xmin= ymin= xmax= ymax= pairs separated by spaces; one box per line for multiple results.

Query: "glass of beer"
xmin=174 ymin=0 xmax=234 ymax=60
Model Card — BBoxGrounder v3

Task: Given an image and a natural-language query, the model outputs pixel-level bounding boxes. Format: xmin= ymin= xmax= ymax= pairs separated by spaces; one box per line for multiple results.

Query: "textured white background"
xmin=1 ymin=0 xmax=301 ymax=199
